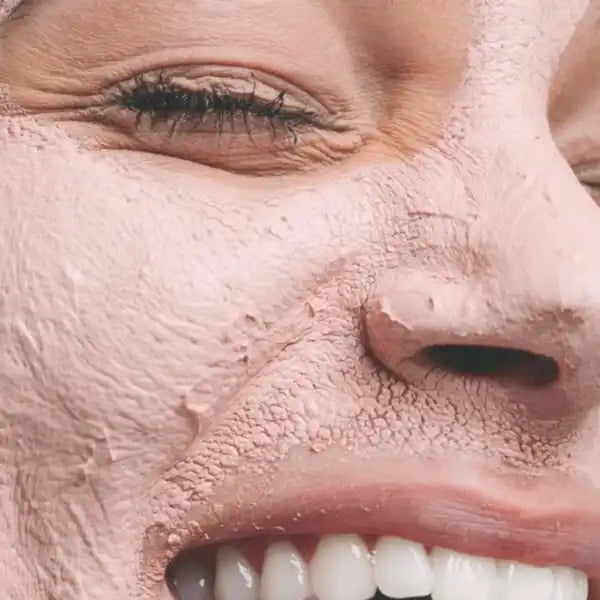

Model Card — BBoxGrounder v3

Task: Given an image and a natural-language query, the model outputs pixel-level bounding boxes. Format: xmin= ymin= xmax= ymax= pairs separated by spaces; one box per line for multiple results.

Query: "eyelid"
xmin=115 ymin=75 xmax=317 ymax=124
xmin=104 ymin=78 xmax=316 ymax=151
xmin=103 ymin=67 xmax=338 ymax=125
xmin=79 ymin=66 xmax=363 ymax=175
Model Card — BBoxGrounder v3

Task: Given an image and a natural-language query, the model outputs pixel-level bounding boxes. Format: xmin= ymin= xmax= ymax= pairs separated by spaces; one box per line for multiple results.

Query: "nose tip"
xmin=361 ymin=269 xmax=582 ymax=405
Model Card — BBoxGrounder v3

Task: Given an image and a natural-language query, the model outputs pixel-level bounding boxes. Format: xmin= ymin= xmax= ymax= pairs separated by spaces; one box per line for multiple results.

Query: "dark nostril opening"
xmin=421 ymin=344 xmax=560 ymax=386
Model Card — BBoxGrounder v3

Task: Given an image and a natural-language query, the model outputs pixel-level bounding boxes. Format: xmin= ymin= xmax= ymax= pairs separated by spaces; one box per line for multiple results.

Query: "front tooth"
xmin=309 ymin=534 xmax=376 ymax=600
xmin=551 ymin=567 xmax=589 ymax=600
xmin=214 ymin=546 xmax=259 ymax=600
xmin=167 ymin=553 xmax=215 ymax=600
xmin=430 ymin=548 xmax=498 ymax=600
xmin=373 ymin=536 xmax=434 ymax=599
xmin=260 ymin=540 xmax=312 ymax=600
xmin=497 ymin=561 xmax=554 ymax=600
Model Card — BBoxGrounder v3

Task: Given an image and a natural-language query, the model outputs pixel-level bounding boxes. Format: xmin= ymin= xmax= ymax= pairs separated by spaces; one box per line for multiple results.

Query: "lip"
xmin=151 ymin=453 xmax=600 ymax=598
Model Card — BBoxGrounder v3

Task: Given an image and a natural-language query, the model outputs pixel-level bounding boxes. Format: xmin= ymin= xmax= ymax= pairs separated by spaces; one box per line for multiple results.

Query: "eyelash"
xmin=110 ymin=71 xmax=314 ymax=143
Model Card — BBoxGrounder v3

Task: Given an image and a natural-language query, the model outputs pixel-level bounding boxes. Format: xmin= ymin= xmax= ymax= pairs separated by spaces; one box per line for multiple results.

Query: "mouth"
xmin=158 ymin=455 xmax=599 ymax=600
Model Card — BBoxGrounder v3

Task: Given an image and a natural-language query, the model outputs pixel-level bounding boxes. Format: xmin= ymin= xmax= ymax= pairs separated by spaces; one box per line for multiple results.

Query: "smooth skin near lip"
xmin=0 ymin=1 xmax=600 ymax=599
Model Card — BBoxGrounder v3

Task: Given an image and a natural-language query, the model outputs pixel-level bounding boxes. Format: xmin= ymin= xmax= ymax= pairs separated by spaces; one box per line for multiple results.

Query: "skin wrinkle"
xmin=0 ymin=0 xmax=599 ymax=599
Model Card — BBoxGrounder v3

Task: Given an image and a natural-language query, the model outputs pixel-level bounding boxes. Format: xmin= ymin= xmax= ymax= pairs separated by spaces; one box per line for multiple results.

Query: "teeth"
xmin=167 ymin=552 xmax=215 ymax=600
xmin=309 ymin=534 xmax=376 ymax=600
xmin=214 ymin=546 xmax=259 ymax=600
xmin=373 ymin=536 xmax=434 ymax=598
xmin=551 ymin=566 xmax=589 ymax=600
xmin=260 ymin=540 xmax=312 ymax=600
xmin=430 ymin=547 xmax=498 ymax=600
xmin=169 ymin=536 xmax=589 ymax=600
xmin=497 ymin=561 xmax=554 ymax=600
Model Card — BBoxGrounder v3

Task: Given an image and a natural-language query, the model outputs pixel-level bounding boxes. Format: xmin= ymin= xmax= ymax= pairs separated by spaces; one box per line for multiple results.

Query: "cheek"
xmin=0 ymin=134 xmax=256 ymax=497
xmin=2 ymin=122 xmax=457 ymax=506
xmin=0 ymin=125 xmax=369 ymax=501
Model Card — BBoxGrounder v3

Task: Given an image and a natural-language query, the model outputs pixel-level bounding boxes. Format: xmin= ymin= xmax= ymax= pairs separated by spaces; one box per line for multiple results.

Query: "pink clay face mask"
xmin=1 ymin=0 xmax=600 ymax=599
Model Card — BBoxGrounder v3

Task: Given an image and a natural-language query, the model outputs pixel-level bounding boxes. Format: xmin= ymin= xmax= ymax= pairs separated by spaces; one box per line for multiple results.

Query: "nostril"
xmin=420 ymin=344 xmax=560 ymax=386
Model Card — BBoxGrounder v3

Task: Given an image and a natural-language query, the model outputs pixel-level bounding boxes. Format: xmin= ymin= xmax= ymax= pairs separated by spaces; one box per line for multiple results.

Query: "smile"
xmin=167 ymin=537 xmax=589 ymax=600
xmin=161 ymin=457 xmax=599 ymax=600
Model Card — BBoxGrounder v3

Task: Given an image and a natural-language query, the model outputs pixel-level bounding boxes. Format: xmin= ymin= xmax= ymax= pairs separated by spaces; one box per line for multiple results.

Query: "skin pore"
xmin=1 ymin=0 xmax=600 ymax=599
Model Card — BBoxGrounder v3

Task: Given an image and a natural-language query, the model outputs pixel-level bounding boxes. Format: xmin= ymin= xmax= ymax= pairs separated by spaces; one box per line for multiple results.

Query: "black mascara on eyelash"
xmin=109 ymin=70 xmax=313 ymax=143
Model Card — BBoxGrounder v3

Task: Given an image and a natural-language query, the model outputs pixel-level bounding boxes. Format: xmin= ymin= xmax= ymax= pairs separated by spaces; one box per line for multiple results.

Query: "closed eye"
xmin=108 ymin=70 xmax=320 ymax=143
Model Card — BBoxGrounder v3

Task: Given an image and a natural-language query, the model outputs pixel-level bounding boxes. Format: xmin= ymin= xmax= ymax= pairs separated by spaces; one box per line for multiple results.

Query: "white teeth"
xmin=214 ymin=546 xmax=259 ymax=600
xmin=171 ymin=536 xmax=590 ymax=600
xmin=497 ymin=561 xmax=554 ymax=600
xmin=373 ymin=536 xmax=434 ymax=599
xmin=551 ymin=566 xmax=589 ymax=600
xmin=430 ymin=548 xmax=498 ymax=600
xmin=260 ymin=540 xmax=312 ymax=600
xmin=309 ymin=534 xmax=376 ymax=600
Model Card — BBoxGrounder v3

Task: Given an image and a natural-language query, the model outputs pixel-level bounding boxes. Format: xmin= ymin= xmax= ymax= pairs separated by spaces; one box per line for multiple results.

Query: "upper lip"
xmin=150 ymin=454 xmax=600 ymax=597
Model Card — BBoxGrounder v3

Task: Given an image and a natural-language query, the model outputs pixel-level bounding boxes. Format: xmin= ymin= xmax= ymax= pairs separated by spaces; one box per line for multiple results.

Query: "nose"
xmin=363 ymin=142 xmax=600 ymax=413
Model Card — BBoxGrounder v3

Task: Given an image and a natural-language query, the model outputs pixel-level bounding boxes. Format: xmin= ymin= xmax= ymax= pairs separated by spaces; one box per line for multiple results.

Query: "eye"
xmin=89 ymin=68 xmax=358 ymax=175
xmin=111 ymin=71 xmax=316 ymax=143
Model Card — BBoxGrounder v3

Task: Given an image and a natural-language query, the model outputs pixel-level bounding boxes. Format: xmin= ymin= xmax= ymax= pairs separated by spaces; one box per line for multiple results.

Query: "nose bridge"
xmin=364 ymin=131 xmax=600 ymax=410
xmin=459 ymin=129 xmax=600 ymax=348
xmin=468 ymin=135 xmax=600 ymax=313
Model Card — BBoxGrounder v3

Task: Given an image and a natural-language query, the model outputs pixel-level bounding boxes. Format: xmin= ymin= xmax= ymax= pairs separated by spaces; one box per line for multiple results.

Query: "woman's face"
xmin=1 ymin=0 xmax=600 ymax=598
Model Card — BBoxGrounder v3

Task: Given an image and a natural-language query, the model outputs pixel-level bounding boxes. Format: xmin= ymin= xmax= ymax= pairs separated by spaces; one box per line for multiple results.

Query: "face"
xmin=1 ymin=0 xmax=600 ymax=599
